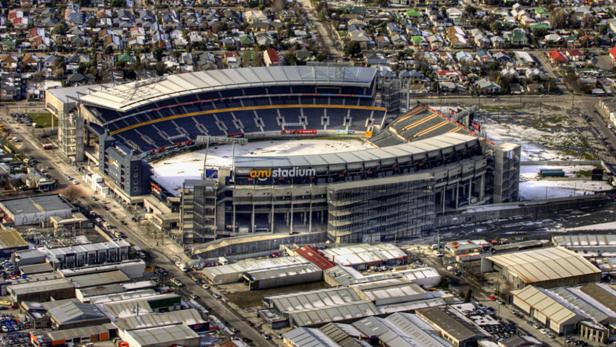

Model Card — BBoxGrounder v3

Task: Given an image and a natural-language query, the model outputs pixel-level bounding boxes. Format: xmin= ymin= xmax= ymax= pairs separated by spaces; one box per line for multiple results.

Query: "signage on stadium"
xmin=249 ymin=167 xmax=316 ymax=181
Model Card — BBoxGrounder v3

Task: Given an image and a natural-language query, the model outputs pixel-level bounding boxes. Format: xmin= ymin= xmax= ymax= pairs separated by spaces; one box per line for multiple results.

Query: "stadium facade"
xmin=46 ymin=66 xmax=520 ymax=246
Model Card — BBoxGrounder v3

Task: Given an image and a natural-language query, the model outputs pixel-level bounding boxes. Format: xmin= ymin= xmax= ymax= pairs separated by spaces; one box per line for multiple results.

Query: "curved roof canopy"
xmin=80 ymin=66 xmax=377 ymax=112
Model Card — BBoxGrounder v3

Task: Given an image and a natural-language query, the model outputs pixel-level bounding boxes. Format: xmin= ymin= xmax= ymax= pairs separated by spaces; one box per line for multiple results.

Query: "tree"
xmin=111 ymin=0 xmax=126 ymax=6
xmin=87 ymin=17 xmax=97 ymax=28
xmin=550 ymin=9 xmax=568 ymax=29
xmin=52 ymin=22 xmax=68 ymax=36
xmin=344 ymin=41 xmax=361 ymax=57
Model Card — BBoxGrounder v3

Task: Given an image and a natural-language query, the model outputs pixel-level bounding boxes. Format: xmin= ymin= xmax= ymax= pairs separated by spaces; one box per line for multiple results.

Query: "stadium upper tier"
xmin=80 ymin=66 xmax=387 ymax=154
xmin=369 ymin=105 xmax=476 ymax=147
xmin=80 ymin=66 xmax=378 ymax=112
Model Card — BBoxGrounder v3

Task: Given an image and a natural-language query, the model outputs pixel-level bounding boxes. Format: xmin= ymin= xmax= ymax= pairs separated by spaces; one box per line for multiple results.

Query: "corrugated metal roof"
xmin=283 ymin=327 xmax=341 ymax=347
xmin=289 ymin=301 xmax=380 ymax=327
xmin=125 ymin=324 xmax=199 ymax=345
xmin=114 ymin=308 xmax=205 ymax=331
xmin=321 ymin=243 xmax=407 ymax=267
xmin=80 ymin=66 xmax=377 ymax=112
xmin=0 ymin=229 xmax=28 ymax=250
xmin=487 ymin=247 xmax=600 ymax=284
xmin=512 ymin=285 xmax=583 ymax=325
xmin=245 ymin=263 xmax=322 ymax=281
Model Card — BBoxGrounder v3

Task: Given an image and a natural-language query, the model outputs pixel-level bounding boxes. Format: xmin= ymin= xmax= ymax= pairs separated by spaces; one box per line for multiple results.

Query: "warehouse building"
xmin=67 ymin=270 xmax=130 ymax=289
xmin=48 ymin=301 xmax=110 ymax=330
xmin=114 ymin=309 xmax=207 ymax=332
xmin=0 ymin=229 xmax=28 ymax=258
xmin=353 ymin=313 xmax=451 ymax=347
xmin=484 ymin=247 xmax=601 ymax=289
xmin=76 ymin=280 xmax=156 ymax=303
xmin=202 ymin=256 xmax=310 ymax=284
xmin=243 ymin=263 xmax=323 ymax=290
xmin=19 ymin=262 xmax=54 ymax=276
xmin=264 ymin=287 xmax=380 ymax=327
xmin=552 ymin=234 xmax=616 ymax=255
xmin=282 ymin=327 xmax=341 ymax=347
xmin=319 ymin=322 xmax=366 ymax=347
xmin=45 ymin=240 xmax=131 ymax=270
xmin=30 ymin=323 xmax=116 ymax=347
xmin=511 ymin=285 xmax=584 ymax=335
xmin=320 ymin=243 xmax=408 ymax=270
xmin=119 ymin=323 xmax=200 ymax=347
xmin=97 ymin=293 xmax=182 ymax=320
xmin=0 ymin=195 xmax=73 ymax=226
xmin=416 ymin=307 xmax=489 ymax=347
xmin=324 ymin=265 xmax=441 ymax=288
xmin=7 ymin=278 xmax=75 ymax=304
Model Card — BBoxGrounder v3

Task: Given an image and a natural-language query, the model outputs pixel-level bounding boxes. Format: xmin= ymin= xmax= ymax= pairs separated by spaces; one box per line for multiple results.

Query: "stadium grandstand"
xmin=46 ymin=66 xmax=520 ymax=249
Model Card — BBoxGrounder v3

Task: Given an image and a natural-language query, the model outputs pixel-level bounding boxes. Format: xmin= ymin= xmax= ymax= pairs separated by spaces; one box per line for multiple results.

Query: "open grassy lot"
xmin=28 ymin=112 xmax=57 ymax=128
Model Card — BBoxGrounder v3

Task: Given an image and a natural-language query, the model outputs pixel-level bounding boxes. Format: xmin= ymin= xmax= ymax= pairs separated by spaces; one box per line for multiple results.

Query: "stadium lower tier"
xmin=100 ymin=105 xmax=386 ymax=154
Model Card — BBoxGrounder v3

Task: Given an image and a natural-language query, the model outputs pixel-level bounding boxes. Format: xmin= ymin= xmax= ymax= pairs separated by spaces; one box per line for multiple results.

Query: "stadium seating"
xmin=94 ymin=88 xmax=383 ymax=154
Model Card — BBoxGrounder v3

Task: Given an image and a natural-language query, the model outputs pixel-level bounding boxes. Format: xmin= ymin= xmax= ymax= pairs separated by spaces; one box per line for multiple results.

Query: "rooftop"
xmin=321 ymin=243 xmax=407 ymax=267
xmin=0 ymin=195 xmax=72 ymax=215
xmin=283 ymin=327 xmax=340 ymax=347
xmin=80 ymin=66 xmax=377 ymax=112
xmin=417 ymin=307 xmax=487 ymax=342
xmin=244 ymin=263 xmax=322 ymax=282
xmin=234 ymin=133 xmax=479 ymax=170
xmin=487 ymin=247 xmax=600 ymax=284
xmin=0 ymin=229 xmax=28 ymax=250
xmin=114 ymin=308 xmax=205 ymax=331
xmin=511 ymin=285 xmax=583 ymax=325
xmin=123 ymin=323 xmax=199 ymax=345
xmin=48 ymin=301 xmax=107 ymax=325
xmin=8 ymin=278 xmax=74 ymax=296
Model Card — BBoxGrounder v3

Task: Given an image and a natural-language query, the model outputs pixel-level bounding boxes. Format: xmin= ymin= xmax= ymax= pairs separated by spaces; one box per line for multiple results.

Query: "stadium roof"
xmin=0 ymin=229 xmax=28 ymax=250
xmin=511 ymin=285 xmax=584 ymax=325
xmin=283 ymin=327 xmax=341 ymax=347
xmin=234 ymin=132 xmax=479 ymax=169
xmin=80 ymin=66 xmax=377 ymax=112
xmin=487 ymin=247 xmax=600 ymax=284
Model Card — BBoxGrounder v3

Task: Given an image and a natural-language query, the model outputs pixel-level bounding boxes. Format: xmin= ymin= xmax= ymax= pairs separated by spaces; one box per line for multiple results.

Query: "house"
xmin=476 ymin=78 xmax=501 ymax=94
xmin=507 ymin=28 xmax=528 ymax=46
xmin=548 ymin=50 xmax=568 ymax=64
xmin=609 ymin=47 xmax=616 ymax=64
xmin=224 ymin=51 xmax=240 ymax=69
xmin=263 ymin=48 xmax=281 ymax=67
xmin=348 ymin=27 xmax=371 ymax=49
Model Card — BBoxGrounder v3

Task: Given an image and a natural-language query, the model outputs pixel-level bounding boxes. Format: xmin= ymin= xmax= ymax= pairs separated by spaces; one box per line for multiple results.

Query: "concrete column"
xmin=468 ymin=178 xmax=473 ymax=205
xmin=455 ymin=182 xmax=459 ymax=209
xmin=480 ymin=174 xmax=485 ymax=201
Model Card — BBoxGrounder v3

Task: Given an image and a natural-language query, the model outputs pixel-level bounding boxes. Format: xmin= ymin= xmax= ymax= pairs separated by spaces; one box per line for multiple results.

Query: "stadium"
xmin=46 ymin=66 xmax=520 ymax=246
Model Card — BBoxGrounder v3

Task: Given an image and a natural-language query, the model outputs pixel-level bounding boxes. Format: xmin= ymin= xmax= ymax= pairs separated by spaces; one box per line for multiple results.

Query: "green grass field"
xmin=28 ymin=112 xmax=57 ymax=128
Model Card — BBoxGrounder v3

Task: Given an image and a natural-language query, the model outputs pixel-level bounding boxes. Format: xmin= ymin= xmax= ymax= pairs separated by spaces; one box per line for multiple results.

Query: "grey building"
xmin=0 ymin=195 xmax=73 ymax=226
xmin=492 ymin=143 xmax=521 ymax=203
xmin=48 ymin=301 xmax=110 ymax=330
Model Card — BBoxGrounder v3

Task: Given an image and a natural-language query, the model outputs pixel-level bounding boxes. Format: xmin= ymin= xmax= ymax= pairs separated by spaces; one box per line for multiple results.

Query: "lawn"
xmin=28 ymin=112 xmax=58 ymax=128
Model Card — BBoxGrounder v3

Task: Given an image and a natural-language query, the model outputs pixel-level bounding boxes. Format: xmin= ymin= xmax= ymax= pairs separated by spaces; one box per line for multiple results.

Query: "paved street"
xmin=0 ymin=109 xmax=275 ymax=347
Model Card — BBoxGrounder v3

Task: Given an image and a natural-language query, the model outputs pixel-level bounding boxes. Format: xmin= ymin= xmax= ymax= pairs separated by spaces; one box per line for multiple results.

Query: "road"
xmin=298 ymin=0 xmax=342 ymax=59
xmin=0 ymin=111 xmax=274 ymax=347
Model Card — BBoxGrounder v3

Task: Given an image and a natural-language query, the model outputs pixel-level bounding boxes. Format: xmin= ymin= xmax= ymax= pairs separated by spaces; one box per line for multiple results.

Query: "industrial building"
xmin=44 ymin=240 xmax=131 ymax=269
xmin=416 ymin=307 xmax=490 ymax=347
xmin=30 ymin=323 xmax=116 ymax=347
xmin=113 ymin=309 xmax=207 ymax=332
xmin=483 ymin=247 xmax=601 ymax=289
xmin=202 ymin=256 xmax=310 ymax=284
xmin=7 ymin=278 xmax=75 ymax=304
xmin=243 ymin=263 xmax=323 ymax=290
xmin=552 ymin=234 xmax=616 ymax=255
xmin=119 ymin=323 xmax=200 ymax=347
xmin=511 ymin=285 xmax=583 ymax=335
xmin=320 ymin=243 xmax=407 ymax=270
xmin=76 ymin=280 xmax=156 ymax=303
xmin=48 ymin=301 xmax=110 ymax=330
xmin=67 ymin=270 xmax=131 ymax=289
xmin=0 ymin=195 xmax=73 ymax=226
xmin=324 ymin=265 xmax=441 ymax=288
xmin=263 ymin=274 xmax=449 ymax=328
xmin=352 ymin=313 xmax=451 ymax=347
xmin=0 ymin=229 xmax=28 ymax=258
xmin=282 ymin=327 xmax=341 ymax=347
